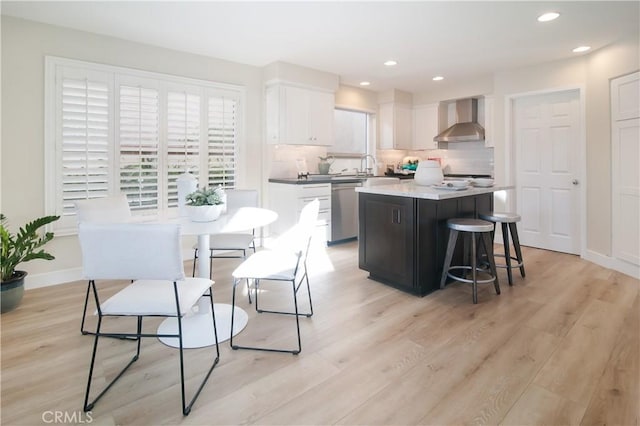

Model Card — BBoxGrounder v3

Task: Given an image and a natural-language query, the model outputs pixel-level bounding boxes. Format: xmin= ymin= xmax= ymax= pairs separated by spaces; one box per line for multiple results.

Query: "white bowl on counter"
xmin=472 ymin=178 xmax=494 ymax=187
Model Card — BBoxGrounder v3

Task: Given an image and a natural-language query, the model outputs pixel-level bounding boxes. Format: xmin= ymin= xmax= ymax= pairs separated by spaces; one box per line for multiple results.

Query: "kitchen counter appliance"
xmin=330 ymin=181 xmax=362 ymax=244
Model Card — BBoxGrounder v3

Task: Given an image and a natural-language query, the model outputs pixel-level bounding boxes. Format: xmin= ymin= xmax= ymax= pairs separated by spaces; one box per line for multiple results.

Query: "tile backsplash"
xmin=268 ymin=141 xmax=493 ymax=179
xmin=377 ymin=141 xmax=494 ymax=176
xmin=268 ymin=145 xmax=328 ymax=178
xmin=415 ymin=142 xmax=494 ymax=176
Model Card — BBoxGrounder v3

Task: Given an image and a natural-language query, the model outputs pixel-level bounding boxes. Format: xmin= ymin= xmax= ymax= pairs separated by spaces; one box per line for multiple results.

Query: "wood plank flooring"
xmin=1 ymin=241 xmax=638 ymax=425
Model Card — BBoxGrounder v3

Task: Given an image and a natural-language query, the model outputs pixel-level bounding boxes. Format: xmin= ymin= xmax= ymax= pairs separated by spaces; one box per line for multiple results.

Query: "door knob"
xmin=572 ymin=179 xmax=579 ymax=185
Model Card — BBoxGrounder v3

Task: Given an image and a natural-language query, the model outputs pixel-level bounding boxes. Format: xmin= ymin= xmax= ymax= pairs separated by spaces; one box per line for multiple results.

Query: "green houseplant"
xmin=1 ymin=214 xmax=60 ymax=313
xmin=185 ymin=187 xmax=225 ymax=222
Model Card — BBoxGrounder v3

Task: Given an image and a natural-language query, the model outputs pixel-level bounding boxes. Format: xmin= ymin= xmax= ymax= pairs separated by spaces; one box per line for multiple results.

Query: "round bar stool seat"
xmin=479 ymin=211 xmax=526 ymax=286
xmin=479 ymin=212 xmax=521 ymax=223
xmin=440 ymin=218 xmax=500 ymax=304
xmin=448 ymin=218 xmax=494 ymax=233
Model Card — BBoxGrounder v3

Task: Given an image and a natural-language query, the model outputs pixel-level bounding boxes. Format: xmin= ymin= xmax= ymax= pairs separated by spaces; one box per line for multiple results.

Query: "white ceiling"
xmin=2 ymin=1 xmax=638 ymax=93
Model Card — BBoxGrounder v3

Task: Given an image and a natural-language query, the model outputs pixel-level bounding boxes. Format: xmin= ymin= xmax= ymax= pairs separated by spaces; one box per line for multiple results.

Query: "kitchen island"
xmin=356 ymin=182 xmax=512 ymax=296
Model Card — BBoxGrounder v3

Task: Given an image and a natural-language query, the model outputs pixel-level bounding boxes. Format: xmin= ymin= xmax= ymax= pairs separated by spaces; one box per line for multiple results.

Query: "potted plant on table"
xmin=1 ymin=214 xmax=60 ymax=313
xmin=185 ymin=186 xmax=225 ymax=222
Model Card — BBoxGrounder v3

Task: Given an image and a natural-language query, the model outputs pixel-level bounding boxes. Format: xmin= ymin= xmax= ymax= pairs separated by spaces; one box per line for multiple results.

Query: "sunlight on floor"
xmin=307 ymin=239 xmax=336 ymax=274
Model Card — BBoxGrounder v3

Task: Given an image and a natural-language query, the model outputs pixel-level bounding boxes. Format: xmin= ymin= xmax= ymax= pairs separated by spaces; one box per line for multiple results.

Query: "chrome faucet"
xmin=359 ymin=154 xmax=376 ymax=176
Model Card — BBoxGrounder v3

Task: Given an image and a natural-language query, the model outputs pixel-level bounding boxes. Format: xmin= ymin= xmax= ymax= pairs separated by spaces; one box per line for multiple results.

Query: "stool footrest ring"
xmin=446 ymin=266 xmax=497 ymax=285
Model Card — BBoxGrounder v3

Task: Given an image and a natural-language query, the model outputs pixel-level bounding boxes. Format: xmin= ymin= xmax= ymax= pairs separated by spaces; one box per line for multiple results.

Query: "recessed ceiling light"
xmin=572 ymin=46 xmax=591 ymax=53
xmin=432 ymin=76 xmax=444 ymax=81
xmin=359 ymin=81 xmax=371 ymax=86
xmin=537 ymin=12 xmax=560 ymax=22
xmin=384 ymin=60 xmax=397 ymax=67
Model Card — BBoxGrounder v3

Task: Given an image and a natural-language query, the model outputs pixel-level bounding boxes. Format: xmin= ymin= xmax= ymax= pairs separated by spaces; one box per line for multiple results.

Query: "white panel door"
xmin=612 ymin=72 xmax=640 ymax=266
xmin=514 ymin=90 xmax=581 ymax=254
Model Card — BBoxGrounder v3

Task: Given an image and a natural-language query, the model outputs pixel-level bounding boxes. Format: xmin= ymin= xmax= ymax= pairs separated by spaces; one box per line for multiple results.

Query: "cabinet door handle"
xmin=392 ymin=208 xmax=401 ymax=224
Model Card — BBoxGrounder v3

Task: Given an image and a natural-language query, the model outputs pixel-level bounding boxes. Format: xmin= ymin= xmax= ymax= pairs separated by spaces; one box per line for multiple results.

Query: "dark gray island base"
xmin=358 ymin=191 xmax=494 ymax=296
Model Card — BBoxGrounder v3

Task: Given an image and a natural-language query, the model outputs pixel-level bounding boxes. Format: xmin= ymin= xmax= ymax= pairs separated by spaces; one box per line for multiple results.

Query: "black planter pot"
xmin=1 ymin=270 xmax=26 ymax=314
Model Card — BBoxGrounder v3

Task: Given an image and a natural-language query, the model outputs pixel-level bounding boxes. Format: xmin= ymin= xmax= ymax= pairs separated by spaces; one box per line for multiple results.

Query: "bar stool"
xmin=440 ymin=218 xmax=500 ymax=304
xmin=479 ymin=212 xmax=526 ymax=286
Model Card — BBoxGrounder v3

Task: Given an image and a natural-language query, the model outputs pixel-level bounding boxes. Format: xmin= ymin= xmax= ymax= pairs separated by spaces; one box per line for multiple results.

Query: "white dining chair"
xmin=75 ymin=195 xmax=132 ymax=335
xmin=229 ymin=198 xmax=319 ymax=354
xmin=192 ymin=189 xmax=259 ymax=302
xmin=78 ymin=222 xmax=219 ymax=416
xmin=192 ymin=190 xmax=259 ymax=275
xmin=74 ymin=194 xmax=132 ymax=223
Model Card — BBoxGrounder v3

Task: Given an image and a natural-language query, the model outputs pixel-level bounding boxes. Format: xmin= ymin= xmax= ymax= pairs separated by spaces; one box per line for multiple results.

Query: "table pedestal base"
xmin=158 ymin=303 xmax=248 ymax=349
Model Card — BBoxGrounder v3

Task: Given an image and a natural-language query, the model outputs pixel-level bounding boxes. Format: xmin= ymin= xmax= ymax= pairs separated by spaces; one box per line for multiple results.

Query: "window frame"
xmin=329 ymin=107 xmax=375 ymax=157
xmin=45 ymin=56 xmax=245 ymax=235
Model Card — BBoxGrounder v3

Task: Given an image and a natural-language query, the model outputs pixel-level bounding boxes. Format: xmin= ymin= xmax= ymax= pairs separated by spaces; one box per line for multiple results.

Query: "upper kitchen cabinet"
xmin=412 ymin=103 xmax=439 ymax=150
xmin=378 ymin=102 xmax=412 ymax=150
xmin=266 ymin=83 xmax=335 ymax=146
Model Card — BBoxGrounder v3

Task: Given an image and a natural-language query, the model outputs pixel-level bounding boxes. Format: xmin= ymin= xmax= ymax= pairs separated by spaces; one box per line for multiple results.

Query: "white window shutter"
xmin=118 ymin=85 xmax=160 ymax=213
xmin=207 ymin=95 xmax=238 ymax=189
xmin=61 ymin=78 xmax=110 ymax=205
xmin=54 ymin=68 xmax=113 ymax=233
xmin=167 ymin=90 xmax=201 ymax=208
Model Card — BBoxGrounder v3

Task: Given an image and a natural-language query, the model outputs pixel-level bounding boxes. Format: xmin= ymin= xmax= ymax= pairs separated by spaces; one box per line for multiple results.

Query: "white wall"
xmin=584 ymin=37 xmax=639 ymax=256
xmin=1 ymin=16 xmax=264 ymax=286
xmin=335 ymin=84 xmax=377 ymax=112
xmin=413 ymin=74 xmax=494 ymax=105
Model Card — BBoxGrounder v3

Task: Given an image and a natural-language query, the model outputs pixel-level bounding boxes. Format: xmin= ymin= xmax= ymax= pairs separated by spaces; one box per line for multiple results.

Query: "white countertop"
xmin=355 ymin=181 xmax=513 ymax=200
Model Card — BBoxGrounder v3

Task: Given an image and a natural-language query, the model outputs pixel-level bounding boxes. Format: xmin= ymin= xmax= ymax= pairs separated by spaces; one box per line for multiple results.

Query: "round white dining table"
xmin=157 ymin=207 xmax=278 ymax=349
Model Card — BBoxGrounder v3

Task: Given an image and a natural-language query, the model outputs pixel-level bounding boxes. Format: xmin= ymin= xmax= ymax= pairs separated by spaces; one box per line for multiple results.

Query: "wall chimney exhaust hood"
xmin=434 ymin=98 xmax=485 ymax=143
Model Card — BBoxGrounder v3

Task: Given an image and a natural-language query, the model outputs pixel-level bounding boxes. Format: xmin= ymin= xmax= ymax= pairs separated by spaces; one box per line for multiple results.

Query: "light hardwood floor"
xmin=1 ymin=241 xmax=638 ymax=425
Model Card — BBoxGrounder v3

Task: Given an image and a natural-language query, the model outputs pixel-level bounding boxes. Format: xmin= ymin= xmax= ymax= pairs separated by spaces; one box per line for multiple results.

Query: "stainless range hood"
xmin=434 ymin=98 xmax=485 ymax=143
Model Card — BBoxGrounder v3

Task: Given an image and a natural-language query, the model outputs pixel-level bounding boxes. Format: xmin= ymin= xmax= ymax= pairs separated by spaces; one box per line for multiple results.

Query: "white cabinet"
xmin=412 ymin=103 xmax=439 ymax=150
xmin=266 ymin=84 xmax=334 ymax=146
xmin=378 ymin=102 xmax=412 ymax=150
xmin=268 ymin=182 xmax=331 ymax=243
xmin=611 ymin=72 xmax=640 ymax=267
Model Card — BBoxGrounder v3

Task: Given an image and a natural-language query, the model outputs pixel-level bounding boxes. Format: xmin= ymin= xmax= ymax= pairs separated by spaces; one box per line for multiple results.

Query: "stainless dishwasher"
xmin=330 ymin=181 xmax=362 ymax=243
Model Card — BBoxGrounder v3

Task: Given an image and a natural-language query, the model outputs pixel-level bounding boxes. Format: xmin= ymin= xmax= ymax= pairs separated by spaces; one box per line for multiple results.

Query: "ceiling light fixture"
xmin=572 ymin=46 xmax=591 ymax=53
xmin=432 ymin=76 xmax=444 ymax=81
xmin=537 ymin=12 xmax=560 ymax=22
xmin=384 ymin=60 xmax=397 ymax=67
xmin=359 ymin=81 xmax=371 ymax=86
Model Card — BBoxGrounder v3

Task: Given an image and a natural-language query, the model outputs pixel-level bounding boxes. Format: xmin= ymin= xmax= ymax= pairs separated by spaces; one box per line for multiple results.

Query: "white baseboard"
xmin=25 ymin=267 xmax=84 ymax=290
xmin=583 ymin=250 xmax=640 ymax=279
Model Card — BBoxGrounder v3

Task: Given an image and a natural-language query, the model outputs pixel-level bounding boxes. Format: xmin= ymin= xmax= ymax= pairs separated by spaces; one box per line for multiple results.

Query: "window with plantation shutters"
xmin=60 ymin=78 xmax=111 ymax=209
xmin=118 ymin=85 xmax=160 ymax=213
xmin=47 ymin=65 xmax=114 ymax=232
xmin=167 ymin=91 xmax=201 ymax=208
xmin=207 ymin=96 xmax=237 ymax=188
xmin=46 ymin=57 xmax=244 ymax=234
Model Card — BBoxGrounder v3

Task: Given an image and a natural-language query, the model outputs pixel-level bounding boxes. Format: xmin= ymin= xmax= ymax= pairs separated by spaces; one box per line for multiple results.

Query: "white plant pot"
xmin=186 ymin=204 xmax=224 ymax=222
